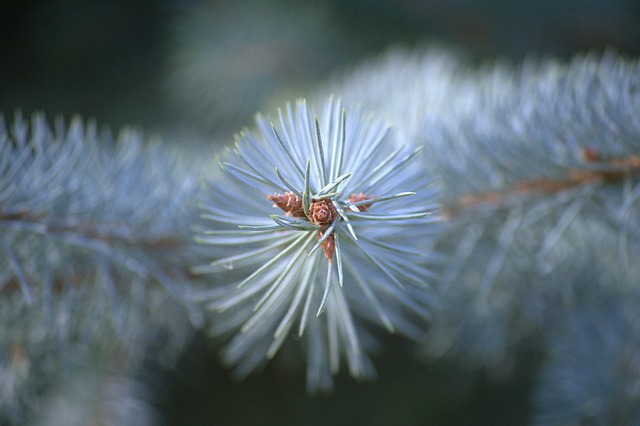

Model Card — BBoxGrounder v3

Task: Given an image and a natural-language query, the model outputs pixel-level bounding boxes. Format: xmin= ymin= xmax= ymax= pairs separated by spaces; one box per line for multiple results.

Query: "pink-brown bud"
xmin=308 ymin=199 xmax=337 ymax=226
xmin=267 ymin=192 xmax=305 ymax=217
xmin=348 ymin=192 xmax=373 ymax=212
xmin=317 ymin=231 xmax=335 ymax=261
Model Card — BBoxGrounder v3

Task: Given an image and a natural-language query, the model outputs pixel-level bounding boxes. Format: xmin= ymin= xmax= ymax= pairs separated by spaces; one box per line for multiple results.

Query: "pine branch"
xmin=3 ymin=45 xmax=639 ymax=424
xmin=322 ymin=47 xmax=640 ymax=420
xmin=194 ymin=98 xmax=441 ymax=392
xmin=0 ymin=113 xmax=203 ymax=424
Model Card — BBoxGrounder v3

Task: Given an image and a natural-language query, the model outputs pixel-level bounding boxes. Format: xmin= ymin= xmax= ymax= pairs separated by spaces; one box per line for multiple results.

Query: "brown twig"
xmin=0 ymin=208 xmax=184 ymax=251
xmin=444 ymin=148 xmax=640 ymax=218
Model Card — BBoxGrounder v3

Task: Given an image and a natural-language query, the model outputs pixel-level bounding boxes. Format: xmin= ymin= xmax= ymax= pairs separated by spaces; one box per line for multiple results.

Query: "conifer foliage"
xmin=1 ymin=48 xmax=639 ymax=424
xmin=0 ymin=114 xmax=201 ymax=424
xmin=194 ymin=98 xmax=440 ymax=392
xmin=327 ymin=48 xmax=640 ymax=423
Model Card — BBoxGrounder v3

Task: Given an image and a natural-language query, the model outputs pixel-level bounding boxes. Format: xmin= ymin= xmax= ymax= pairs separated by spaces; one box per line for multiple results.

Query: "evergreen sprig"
xmin=195 ymin=98 xmax=441 ymax=392
xmin=2 ymin=45 xmax=640 ymax=424
xmin=324 ymin=47 xmax=640 ymax=420
xmin=0 ymin=113 xmax=202 ymax=423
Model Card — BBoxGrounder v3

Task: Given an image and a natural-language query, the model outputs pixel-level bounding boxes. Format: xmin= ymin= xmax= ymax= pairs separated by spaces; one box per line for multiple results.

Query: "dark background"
xmin=1 ymin=1 xmax=639 ymax=424
xmin=1 ymin=0 xmax=638 ymax=135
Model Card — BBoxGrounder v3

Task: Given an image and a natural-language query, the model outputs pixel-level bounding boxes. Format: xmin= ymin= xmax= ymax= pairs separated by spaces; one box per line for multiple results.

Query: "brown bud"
xmin=348 ymin=192 xmax=373 ymax=212
xmin=317 ymin=231 xmax=335 ymax=261
xmin=267 ymin=192 xmax=305 ymax=217
xmin=308 ymin=199 xmax=337 ymax=226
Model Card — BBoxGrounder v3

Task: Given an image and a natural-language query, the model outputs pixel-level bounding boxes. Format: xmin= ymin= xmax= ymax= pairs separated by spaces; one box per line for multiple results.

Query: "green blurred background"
xmin=1 ymin=0 xmax=638 ymax=136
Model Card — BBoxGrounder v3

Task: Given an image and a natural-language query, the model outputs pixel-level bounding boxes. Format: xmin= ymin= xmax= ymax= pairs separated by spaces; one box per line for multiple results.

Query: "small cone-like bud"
xmin=308 ymin=199 xmax=337 ymax=226
xmin=317 ymin=231 xmax=335 ymax=261
xmin=267 ymin=192 xmax=305 ymax=217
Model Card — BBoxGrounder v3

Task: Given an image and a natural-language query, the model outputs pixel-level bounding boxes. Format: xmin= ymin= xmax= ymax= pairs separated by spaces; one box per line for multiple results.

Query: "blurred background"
xmin=1 ymin=1 xmax=639 ymax=424
xmin=1 ymin=0 xmax=638 ymax=137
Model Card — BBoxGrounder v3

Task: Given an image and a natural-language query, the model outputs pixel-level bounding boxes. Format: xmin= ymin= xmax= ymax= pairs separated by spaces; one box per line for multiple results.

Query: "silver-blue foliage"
xmin=196 ymin=98 xmax=441 ymax=392
xmin=533 ymin=253 xmax=640 ymax=425
xmin=2 ymin=45 xmax=640 ymax=424
xmin=325 ymin=47 xmax=640 ymax=420
xmin=0 ymin=113 xmax=202 ymax=424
